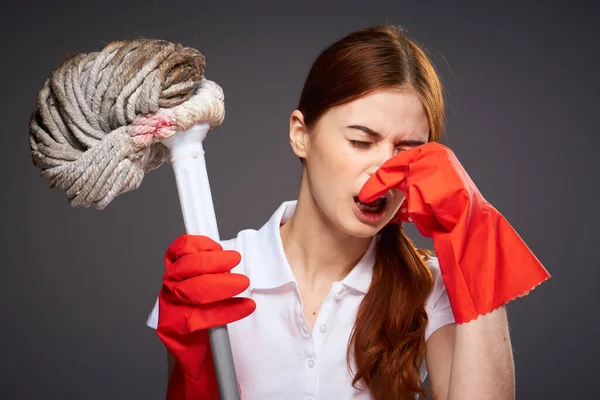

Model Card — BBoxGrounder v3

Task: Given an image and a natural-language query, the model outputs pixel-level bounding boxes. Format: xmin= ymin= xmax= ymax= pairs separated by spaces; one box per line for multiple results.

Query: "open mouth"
xmin=353 ymin=195 xmax=387 ymax=213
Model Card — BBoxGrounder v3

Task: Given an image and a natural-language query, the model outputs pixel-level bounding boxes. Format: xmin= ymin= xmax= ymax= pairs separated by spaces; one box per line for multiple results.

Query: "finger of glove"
xmin=186 ymin=297 xmax=257 ymax=331
xmin=165 ymin=234 xmax=223 ymax=263
xmin=404 ymin=142 xmax=474 ymax=194
xmin=172 ymin=273 xmax=251 ymax=305
xmin=384 ymin=143 xmax=450 ymax=226
xmin=405 ymin=150 xmax=478 ymax=230
xmin=358 ymin=167 xmax=406 ymax=204
xmin=165 ymin=250 xmax=241 ymax=281
xmin=357 ymin=146 xmax=426 ymax=204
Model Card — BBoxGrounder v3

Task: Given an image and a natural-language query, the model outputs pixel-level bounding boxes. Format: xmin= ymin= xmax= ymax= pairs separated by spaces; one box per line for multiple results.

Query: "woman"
xmin=147 ymin=25 xmax=550 ymax=399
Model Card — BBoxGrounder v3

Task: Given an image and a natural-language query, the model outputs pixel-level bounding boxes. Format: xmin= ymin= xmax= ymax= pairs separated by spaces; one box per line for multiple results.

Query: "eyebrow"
xmin=347 ymin=125 xmax=427 ymax=146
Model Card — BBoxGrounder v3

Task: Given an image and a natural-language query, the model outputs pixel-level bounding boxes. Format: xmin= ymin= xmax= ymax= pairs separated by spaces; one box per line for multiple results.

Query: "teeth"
xmin=354 ymin=196 xmax=386 ymax=213
xmin=354 ymin=195 xmax=386 ymax=204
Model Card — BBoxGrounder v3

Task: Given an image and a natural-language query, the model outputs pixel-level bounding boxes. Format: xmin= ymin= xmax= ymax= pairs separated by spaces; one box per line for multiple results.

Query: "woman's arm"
xmin=425 ymin=323 xmax=455 ymax=399
xmin=426 ymin=306 xmax=515 ymax=400
xmin=449 ymin=306 xmax=515 ymax=399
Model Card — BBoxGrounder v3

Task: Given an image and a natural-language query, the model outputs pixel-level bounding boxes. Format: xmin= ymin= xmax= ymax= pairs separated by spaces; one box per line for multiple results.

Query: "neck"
xmin=280 ymin=188 xmax=373 ymax=292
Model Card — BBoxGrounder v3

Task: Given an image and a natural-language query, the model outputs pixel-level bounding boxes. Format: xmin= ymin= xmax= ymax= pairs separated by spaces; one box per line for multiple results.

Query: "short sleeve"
xmin=146 ymin=298 xmax=159 ymax=329
xmin=424 ymin=256 xmax=456 ymax=341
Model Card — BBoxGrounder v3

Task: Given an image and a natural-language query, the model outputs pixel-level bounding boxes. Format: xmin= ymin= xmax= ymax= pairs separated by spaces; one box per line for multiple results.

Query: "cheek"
xmin=329 ymin=152 xmax=365 ymax=190
xmin=309 ymin=136 xmax=365 ymax=193
xmin=313 ymin=140 xmax=353 ymax=174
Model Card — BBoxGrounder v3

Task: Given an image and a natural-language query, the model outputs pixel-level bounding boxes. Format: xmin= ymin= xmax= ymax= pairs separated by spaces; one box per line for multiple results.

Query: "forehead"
xmin=330 ymin=88 xmax=429 ymax=138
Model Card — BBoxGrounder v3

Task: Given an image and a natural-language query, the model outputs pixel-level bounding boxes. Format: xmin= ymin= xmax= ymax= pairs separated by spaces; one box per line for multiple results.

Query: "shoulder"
xmin=219 ymin=228 xmax=256 ymax=251
xmin=219 ymin=228 xmax=258 ymax=274
xmin=421 ymin=254 xmax=445 ymax=304
xmin=423 ymin=254 xmax=443 ymax=286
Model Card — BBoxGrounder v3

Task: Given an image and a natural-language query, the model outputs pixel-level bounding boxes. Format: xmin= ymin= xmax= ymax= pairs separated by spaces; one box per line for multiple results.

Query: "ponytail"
xmin=348 ymin=223 xmax=434 ymax=400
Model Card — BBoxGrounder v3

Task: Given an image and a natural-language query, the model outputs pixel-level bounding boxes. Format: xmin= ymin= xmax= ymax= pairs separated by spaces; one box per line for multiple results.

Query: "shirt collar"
xmin=248 ymin=200 xmax=377 ymax=294
xmin=248 ymin=201 xmax=297 ymax=290
xmin=340 ymin=235 xmax=377 ymax=294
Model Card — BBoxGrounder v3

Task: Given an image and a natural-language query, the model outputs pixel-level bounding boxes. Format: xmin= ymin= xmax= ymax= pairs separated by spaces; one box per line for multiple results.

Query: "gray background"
xmin=2 ymin=0 xmax=598 ymax=398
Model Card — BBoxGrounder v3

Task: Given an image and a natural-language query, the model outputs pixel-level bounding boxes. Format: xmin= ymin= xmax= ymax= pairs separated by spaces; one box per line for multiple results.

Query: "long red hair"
xmin=297 ymin=25 xmax=445 ymax=399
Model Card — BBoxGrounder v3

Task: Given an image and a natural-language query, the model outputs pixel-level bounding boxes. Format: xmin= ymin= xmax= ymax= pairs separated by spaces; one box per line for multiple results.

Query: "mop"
xmin=28 ymin=38 xmax=240 ymax=399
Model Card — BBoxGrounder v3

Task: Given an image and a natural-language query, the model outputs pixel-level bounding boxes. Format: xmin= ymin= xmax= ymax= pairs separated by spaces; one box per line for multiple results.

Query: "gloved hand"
xmin=358 ymin=142 xmax=550 ymax=324
xmin=157 ymin=234 xmax=256 ymax=399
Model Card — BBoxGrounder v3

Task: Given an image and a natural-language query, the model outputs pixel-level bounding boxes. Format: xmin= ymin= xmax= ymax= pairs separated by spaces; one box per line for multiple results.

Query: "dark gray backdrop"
xmin=2 ymin=0 xmax=597 ymax=399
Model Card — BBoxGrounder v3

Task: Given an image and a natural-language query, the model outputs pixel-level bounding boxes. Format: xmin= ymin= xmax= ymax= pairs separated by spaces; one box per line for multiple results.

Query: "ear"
xmin=289 ymin=110 xmax=309 ymax=159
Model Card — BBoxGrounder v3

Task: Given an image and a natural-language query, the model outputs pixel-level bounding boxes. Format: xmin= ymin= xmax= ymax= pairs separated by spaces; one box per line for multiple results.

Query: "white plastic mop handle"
xmin=162 ymin=122 xmax=241 ymax=400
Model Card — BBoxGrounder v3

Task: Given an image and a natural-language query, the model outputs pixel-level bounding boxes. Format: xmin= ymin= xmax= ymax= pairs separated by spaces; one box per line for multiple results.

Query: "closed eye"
xmin=349 ymin=140 xmax=372 ymax=148
xmin=350 ymin=139 xmax=409 ymax=153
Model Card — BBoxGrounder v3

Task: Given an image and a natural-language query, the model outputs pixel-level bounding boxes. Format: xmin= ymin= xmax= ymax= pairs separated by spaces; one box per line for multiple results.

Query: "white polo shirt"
xmin=147 ymin=200 xmax=455 ymax=399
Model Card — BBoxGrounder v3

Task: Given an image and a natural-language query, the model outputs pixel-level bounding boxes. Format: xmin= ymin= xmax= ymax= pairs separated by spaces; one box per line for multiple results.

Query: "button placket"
xmin=293 ymin=281 xmax=318 ymax=400
xmin=312 ymin=283 xmax=344 ymax=354
xmin=303 ymin=341 xmax=318 ymax=399
xmin=292 ymin=281 xmax=311 ymax=337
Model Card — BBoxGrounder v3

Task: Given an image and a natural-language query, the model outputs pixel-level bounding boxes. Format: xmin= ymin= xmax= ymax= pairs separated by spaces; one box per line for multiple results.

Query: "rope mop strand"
xmin=29 ymin=39 xmax=225 ymax=210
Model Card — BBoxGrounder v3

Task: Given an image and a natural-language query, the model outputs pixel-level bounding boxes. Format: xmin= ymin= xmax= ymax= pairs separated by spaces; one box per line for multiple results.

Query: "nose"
xmin=366 ymin=145 xmax=396 ymax=176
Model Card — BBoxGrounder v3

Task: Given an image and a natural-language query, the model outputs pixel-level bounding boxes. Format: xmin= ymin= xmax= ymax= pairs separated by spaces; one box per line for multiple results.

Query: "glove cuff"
xmin=433 ymin=210 xmax=551 ymax=324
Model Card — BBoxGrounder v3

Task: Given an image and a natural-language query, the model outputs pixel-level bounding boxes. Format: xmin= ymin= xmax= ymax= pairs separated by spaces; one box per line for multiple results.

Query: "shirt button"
xmin=320 ymin=325 xmax=327 ymax=333
xmin=308 ymin=359 xmax=315 ymax=368
xmin=333 ymin=283 xmax=344 ymax=299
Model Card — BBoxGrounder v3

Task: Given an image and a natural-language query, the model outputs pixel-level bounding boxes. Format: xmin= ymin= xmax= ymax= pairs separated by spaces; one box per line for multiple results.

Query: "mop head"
xmin=29 ymin=39 xmax=225 ymax=210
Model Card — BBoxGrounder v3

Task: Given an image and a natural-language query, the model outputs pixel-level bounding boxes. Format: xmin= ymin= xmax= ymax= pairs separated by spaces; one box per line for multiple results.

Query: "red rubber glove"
xmin=358 ymin=142 xmax=550 ymax=324
xmin=157 ymin=235 xmax=256 ymax=399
